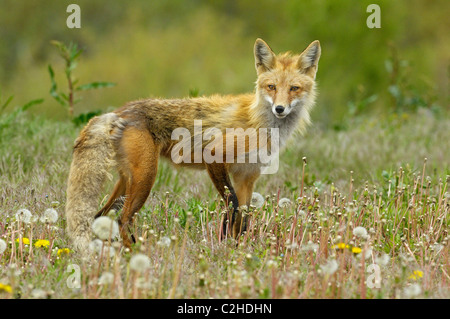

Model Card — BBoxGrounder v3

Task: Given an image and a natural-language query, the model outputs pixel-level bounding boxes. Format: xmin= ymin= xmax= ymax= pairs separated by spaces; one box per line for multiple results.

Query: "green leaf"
xmin=0 ymin=95 xmax=14 ymax=113
xmin=76 ymin=82 xmax=116 ymax=91
xmin=48 ymin=64 xmax=67 ymax=106
xmin=20 ymin=98 xmax=44 ymax=112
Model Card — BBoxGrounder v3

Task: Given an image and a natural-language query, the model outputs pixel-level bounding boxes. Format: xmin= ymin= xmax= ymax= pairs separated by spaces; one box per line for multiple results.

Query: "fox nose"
xmin=275 ymin=105 xmax=285 ymax=114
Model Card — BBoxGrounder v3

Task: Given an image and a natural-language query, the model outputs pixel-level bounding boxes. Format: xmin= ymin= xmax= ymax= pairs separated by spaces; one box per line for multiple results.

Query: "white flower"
xmin=251 ymin=192 xmax=265 ymax=208
xmin=15 ymin=208 xmax=32 ymax=223
xmin=129 ymin=253 xmax=151 ymax=273
xmin=404 ymin=284 xmax=422 ymax=298
xmin=353 ymin=226 xmax=368 ymax=239
xmin=40 ymin=208 xmax=58 ymax=224
xmin=89 ymin=239 xmax=104 ymax=254
xmin=92 ymin=216 xmax=119 ymax=240
xmin=98 ymin=272 xmax=114 ymax=285
xmin=278 ymin=198 xmax=292 ymax=208
xmin=0 ymin=239 xmax=7 ymax=254
xmin=320 ymin=259 xmax=339 ymax=276
xmin=157 ymin=236 xmax=171 ymax=247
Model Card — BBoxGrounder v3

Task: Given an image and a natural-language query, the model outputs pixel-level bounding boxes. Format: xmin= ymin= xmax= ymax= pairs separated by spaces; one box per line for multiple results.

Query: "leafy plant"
xmin=48 ymin=40 xmax=116 ymax=120
xmin=0 ymin=89 xmax=44 ymax=130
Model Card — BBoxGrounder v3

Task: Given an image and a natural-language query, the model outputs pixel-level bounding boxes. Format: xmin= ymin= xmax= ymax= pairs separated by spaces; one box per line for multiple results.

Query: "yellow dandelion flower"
xmin=332 ymin=243 xmax=350 ymax=250
xmin=57 ymin=248 xmax=71 ymax=256
xmin=34 ymin=240 xmax=50 ymax=248
xmin=408 ymin=270 xmax=423 ymax=280
xmin=0 ymin=283 xmax=12 ymax=294
xmin=16 ymin=237 xmax=30 ymax=245
xmin=351 ymin=247 xmax=362 ymax=254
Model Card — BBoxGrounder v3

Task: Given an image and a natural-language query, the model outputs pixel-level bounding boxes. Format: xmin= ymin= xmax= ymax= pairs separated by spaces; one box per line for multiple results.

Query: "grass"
xmin=0 ymin=109 xmax=448 ymax=299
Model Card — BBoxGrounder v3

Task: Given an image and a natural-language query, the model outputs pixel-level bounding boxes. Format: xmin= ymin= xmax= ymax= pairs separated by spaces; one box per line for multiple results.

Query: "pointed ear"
xmin=254 ymin=38 xmax=276 ymax=74
xmin=297 ymin=40 xmax=321 ymax=79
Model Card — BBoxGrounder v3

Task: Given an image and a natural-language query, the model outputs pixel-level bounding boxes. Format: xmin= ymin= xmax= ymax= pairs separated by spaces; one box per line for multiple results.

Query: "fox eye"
xmin=290 ymin=86 xmax=300 ymax=92
xmin=268 ymin=84 xmax=276 ymax=91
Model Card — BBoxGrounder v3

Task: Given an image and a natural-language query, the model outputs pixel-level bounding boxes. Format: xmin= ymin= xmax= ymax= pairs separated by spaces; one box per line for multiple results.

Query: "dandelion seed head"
xmin=157 ymin=236 xmax=171 ymax=247
xmin=320 ymin=259 xmax=339 ymax=276
xmin=92 ymin=216 xmax=119 ymax=240
xmin=251 ymin=192 xmax=265 ymax=208
xmin=353 ymin=226 xmax=368 ymax=239
xmin=40 ymin=208 xmax=58 ymax=224
xmin=404 ymin=284 xmax=422 ymax=298
xmin=31 ymin=289 xmax=48 ymax=299
xmin=98 ymin=272 xmax=114 ymax=285
xmin=278 ymin=198 xmax=292 ymax=208
xmin=129 ymin=253 xmax=151 ymax=273
xmin=15 ymin=209 xmax=32 ymax=223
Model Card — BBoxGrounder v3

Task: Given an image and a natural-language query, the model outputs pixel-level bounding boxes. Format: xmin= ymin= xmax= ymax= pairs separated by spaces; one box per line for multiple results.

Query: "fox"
xmin=65 ymin=38 xmax=321 ymax=252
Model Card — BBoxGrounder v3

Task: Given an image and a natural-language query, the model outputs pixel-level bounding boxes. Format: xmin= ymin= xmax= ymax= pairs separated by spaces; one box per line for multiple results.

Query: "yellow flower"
xmin=408 ymin=270 xmax=423 ymax=280
xmin=34 ymin=240 xmax=50 ymax=248
xmin=0 ymin=283 xmax=12 ymax=294
xmin=351 ymin=247 xmax=362 ymax=254
xmin=332 ymin=243 xmax=350 ymax=250
xmin=16 ymin=237 xmax=30 ymax=245
xmin=57 ymin=248 xmax=71 ymax=256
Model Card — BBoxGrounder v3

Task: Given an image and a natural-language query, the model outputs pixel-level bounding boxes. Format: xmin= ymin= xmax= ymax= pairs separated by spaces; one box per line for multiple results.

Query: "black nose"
xmin=275 ymin=105 xmax=285 ymax=114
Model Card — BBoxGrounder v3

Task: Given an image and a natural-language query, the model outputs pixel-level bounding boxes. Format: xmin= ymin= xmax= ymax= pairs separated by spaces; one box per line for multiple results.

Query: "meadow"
xmin=0 ymin=0 xmax=448 ymax=300
xmin=0 ymin=108 xmax=448 ymax=299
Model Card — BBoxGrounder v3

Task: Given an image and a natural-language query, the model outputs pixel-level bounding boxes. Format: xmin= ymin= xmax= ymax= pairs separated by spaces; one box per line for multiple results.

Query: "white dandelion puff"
xmin=320 ymin=259 xmax=339 ymax=276
xmin=251 ymin=192 xmax=265 ymax=208
xmin=31 ymin=289 xmax=48 ymax=299
xmin=157 ymin=236 xmax=171 ymax=247
xmin=0 ymin=239 xmax=7 ymax=254
xmin=98 ymin=272 xmax=114 ymax=285
xmin=15 ymin=208 xmax=32 ymax=223
xmin=353 ymin=226 xmax=368 ymax=239
xmin=375 ymin=253 xmax=390 ymax=266
xmin=278 ymin=198 xmax=292 ymax=208
xmin=129 ymin=253 xmax=151 ymax=273
xmin=40 ymin=208 xmax=58 ymax=224
xmin=404 ymin=284 xmax=422 ymax=298
xmin=92 ymin=216 xmax=119 ymax=240
xmin=89 ymin=239 xmax=104 ymax=254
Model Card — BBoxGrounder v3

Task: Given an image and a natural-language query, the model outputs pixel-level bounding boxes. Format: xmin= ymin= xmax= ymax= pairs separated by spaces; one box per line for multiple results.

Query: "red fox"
xmin=65 ymin=38 xmax=321 ymax=252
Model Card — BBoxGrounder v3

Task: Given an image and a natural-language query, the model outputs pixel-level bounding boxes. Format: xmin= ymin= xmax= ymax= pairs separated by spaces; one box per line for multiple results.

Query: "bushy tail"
xmin=65 ymin=113 xmax=125 ymax=253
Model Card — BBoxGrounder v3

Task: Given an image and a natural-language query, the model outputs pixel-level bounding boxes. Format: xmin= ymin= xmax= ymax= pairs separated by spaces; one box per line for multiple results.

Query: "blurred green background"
xmin=1 ymin=0 xmax=448 ymax=126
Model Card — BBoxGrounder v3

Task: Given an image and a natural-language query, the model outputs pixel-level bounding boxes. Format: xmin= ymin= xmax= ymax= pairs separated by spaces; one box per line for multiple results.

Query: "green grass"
xmin=0 ymin=110 xmax=448 ymax=299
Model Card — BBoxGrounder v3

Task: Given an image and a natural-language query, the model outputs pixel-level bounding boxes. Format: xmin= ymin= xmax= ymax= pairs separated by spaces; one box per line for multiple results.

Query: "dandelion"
xmin=57 ymin=248 xmax=71 ymax=257
xmin=0 ymin=283 xmax=12 ymax=294
xmin=40 ymin=208 xmax=58 ymax=224
xmin=251 ymin=192 xmax=265 ymax=208
xmin=351 ymin=247 xmax=362 ymax=254
xmin=408 ymin=270 xmax=423 ymax=280
xmin=16 ymin=237 xmax=30 ymax=245
xmin=278 ymin=198 xmax=292 ymax=208
xmin=353 ymin=226 xmax=368 ymax=239
xmin=332 ymin=242 xmax=350 ymax=250
xmin=129 ymin=253 xmax=151 ymax=273
xmin=320 ymin=259 xmax=339 ymax=276
xmin=89 ymin=239 xmax=104 ymax=254
xmin=157 ymin=236 xmax=171 ymax=247
xmin=15 ymin=208 xmax=32 ymax=223
xmin=98 ymin=272 xmax=114 ymax=285
xmin=404 ymin=283 xmax=422 ymax=298
xmin=34 ymin=240 xmax=50 ymax=248
xmin=92 ymin=216 xmax=119 ymax=240
xmin=0 ymin=239 xmax=6 ymax=254
xmin=375 ymin=253 xmax=390 ymax=266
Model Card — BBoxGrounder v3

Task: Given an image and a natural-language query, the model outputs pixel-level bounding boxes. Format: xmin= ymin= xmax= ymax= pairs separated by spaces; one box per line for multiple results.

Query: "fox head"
xmin=254 ymin=39 xmax=321 ymax=120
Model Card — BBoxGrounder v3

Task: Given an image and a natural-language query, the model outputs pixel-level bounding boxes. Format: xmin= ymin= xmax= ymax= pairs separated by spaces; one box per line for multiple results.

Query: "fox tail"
xmin=65 ymin=113 xmax=125 ymax=253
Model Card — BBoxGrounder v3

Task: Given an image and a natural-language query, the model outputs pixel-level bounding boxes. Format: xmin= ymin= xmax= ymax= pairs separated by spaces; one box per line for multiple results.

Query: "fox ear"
xmin=298 ymin=40 xmax=321 ymax=79
xmin=254 ymin=38 xmax=276 ymax=74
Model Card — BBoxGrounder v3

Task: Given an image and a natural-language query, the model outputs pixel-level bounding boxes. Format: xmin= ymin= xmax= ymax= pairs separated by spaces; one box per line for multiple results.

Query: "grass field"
xmin=0 ymin=108 xmax=448 ymax=299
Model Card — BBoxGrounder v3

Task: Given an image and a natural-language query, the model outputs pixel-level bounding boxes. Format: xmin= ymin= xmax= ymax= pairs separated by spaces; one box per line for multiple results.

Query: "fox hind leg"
xmin=95 ymin=175 xmax=126 ymax=219
xmin=117 ymin=127 xmax=160 ymax=248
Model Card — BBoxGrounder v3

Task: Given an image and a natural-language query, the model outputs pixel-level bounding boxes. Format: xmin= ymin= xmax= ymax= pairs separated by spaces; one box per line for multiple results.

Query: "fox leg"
xmin=232 ymin=171 xmax=260 ymax=236
xmin=205 ymin=163 xmax=239 ymax=239
xmin=118 ymin=127 xmax=160 ymax=248
xmin=94 ymin=175 xmax=126 ymax=218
